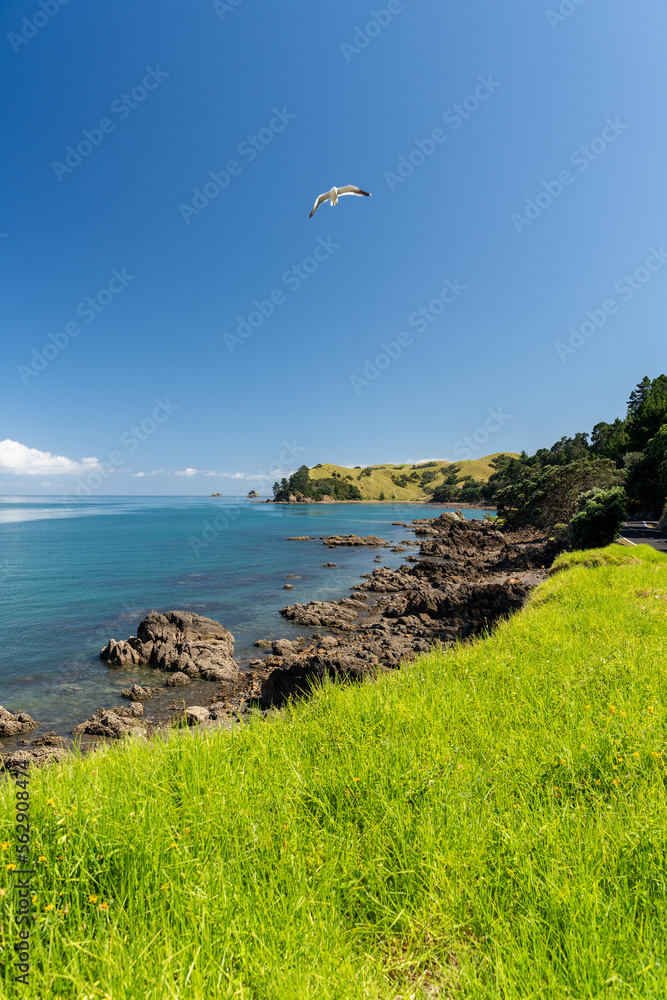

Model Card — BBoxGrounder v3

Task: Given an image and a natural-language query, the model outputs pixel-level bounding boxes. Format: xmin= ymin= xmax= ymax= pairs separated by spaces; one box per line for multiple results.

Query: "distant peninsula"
xmin=271 ymin=455 xmax=517 ymax=503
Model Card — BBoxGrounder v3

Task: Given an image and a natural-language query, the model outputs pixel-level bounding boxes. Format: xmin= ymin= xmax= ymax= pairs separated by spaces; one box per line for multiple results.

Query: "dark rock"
xmin=280 ymin=599 xmax=362 ymax=630
xmin=166 ymin=672 xmax=190 ymax=687
xmin=323 ymin=534 xmax=389 ymax=547
xmin=115 ymin=703 xmax=144 ymax=718
xmin=2 ymin=746 xmax=67 ymax=773
xmin=185 ymin=706 xmax=210 ymax=726
xmin=272 ymin=639 xmax=298 ymax=657
xmin=0 ymin=707 xmax=38 ymax=738
xmin=261 ymin=653 xmax=375 ymax=708
xmin=72 ymin=709 xmax=140 ymax=738
xmin=284 ymin=584 xmax=294 ymax=590
xmin=30 ymin=732 xmax=65 ymax=748
xmin=121 ymin=683 xmax=154 ymax=701
xmin=100 ymin=611 xmax=238 ymax=683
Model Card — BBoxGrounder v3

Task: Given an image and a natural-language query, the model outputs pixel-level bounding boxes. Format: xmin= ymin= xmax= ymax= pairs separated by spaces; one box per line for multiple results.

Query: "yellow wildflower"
xmin=38 ymin=856 xmax=47 ymax=863
xmin=88 ymin=895 xmax=97 ymax=904
xmin=6 ymin=864 xmax=16 ymax=872
xmin=44 ymin=904 xmax=54 ymax=911
xmin=98 ymin=902 xmax=109 ymax=911
xmin=0 ymin=842 xmax=8 ymax=851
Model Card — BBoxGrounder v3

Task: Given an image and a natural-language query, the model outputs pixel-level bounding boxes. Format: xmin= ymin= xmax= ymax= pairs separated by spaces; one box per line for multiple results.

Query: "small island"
xmin=247 ymin=490 xmax=260 ymax=498
xmin=208 ymin=493 xmax=224 ymax=497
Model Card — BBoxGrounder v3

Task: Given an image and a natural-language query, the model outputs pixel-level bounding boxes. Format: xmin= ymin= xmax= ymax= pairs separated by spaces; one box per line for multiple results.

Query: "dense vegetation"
xmin=2 ymin=543 xmax=666 ymax=998
xmin=273 ymin=465 xmax=363 ymax=502
xmin=463 ymin=375 xmax=667 ymax=530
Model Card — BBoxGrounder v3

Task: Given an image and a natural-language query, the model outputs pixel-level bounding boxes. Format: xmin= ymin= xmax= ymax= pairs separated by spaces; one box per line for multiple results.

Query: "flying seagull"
xmin=309 ymin=185 xmax=371 ymax=218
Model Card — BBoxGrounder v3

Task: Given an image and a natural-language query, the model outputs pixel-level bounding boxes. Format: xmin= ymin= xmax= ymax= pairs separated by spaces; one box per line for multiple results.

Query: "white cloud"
xmin=133 ymin=472 xmax=145 ymax=478
xmin=174 ymin=468 xmax=201 ymax=477
xmin=204 ymin=471 xmax=246 ymax=479
xmin=0 ymin=439 xmax=101 ymax=476
xmin=247 ymin=468 xmax=295 ymax=481
xmin=148 ymin=469 xmax=163 ymax=476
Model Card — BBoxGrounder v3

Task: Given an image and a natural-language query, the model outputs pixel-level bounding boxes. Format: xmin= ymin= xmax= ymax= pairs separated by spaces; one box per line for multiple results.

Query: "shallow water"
xmin=0 ymin=496 xmax=488 ymax=739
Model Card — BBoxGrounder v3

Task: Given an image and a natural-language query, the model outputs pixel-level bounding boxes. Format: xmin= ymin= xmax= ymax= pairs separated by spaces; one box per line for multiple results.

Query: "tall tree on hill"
xmin=590 ymin=419 xmax=629 ymax=466
xmin=625 ymin=375 xmax=667 ymax=451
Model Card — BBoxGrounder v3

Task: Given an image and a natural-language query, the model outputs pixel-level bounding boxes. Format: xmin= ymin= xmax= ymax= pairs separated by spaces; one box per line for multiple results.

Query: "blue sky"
xmin=1 ymin=0 xmax=666 ymax=495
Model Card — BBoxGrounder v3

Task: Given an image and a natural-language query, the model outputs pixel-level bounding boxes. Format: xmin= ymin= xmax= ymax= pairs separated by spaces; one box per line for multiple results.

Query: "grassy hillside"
xmin=307 ymin=454 xmax=518 ymax=501
xmin=2 ymin=543 xmax=666 ymax=998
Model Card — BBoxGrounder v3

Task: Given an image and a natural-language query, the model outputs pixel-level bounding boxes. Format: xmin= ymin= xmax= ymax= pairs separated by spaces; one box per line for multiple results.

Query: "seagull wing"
xmin=336 ymin=185 xmax=371 ymax=198
xmin=309 ymin=192 xmax=331 ymax=218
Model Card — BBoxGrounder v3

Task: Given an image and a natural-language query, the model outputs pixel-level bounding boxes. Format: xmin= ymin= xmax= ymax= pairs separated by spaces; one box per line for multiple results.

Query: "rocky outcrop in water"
xmin=2 ymin=512 xmax=564 ymax=763
xmin=100 ymin=611 xmax=238 ymax=683
xmin=72 ymin=704 xmax=145 ymax=738
xmin=250 ymin=516 xmax=561 ymax=708
xmin=0 ymin=707 xmax=38 ymax=738
xmin=322 ymin=534 xmax=389 ymax=547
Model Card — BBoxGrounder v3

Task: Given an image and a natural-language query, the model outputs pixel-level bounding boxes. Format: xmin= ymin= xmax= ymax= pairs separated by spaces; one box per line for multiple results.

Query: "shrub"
xmin=570 ymin=487 xmax=627 ymax=550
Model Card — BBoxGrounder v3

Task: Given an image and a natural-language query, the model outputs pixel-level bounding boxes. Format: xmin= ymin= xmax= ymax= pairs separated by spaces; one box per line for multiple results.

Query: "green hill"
xmin=305 ymin=454 xmax=518 ymax=502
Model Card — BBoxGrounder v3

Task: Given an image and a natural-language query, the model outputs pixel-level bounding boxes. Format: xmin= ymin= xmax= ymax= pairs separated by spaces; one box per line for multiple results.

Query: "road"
xmin=620 ymin=519 xmax=667 ymax=554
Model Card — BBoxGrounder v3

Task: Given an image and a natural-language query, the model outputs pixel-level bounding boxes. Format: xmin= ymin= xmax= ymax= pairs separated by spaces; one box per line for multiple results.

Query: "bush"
xmin=570 ymin=487 xmax=627 ymax=550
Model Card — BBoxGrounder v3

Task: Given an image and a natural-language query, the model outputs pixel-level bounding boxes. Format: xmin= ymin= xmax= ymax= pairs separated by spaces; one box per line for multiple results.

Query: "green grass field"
xmin=1 ymin=544 xmax=666 ymax=998
xmin=308 ymin=455 xmax=518 ymax=501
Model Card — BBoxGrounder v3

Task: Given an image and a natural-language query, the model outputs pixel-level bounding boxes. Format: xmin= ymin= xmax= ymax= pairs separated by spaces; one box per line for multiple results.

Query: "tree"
xmin=273 ymin=465 xmax=363 ymax=502
xmin=625 ymin=424 xmax=667 ymax=515
xmin=379 ymin=490 xmax=386 ymax=501
xmin=290 ymin=465 xmax=311 ymax=494
xmin=430 ymin=482 xmax=458 ymax=503
xmin=625 ymin=375 xmax=667 ymax=451
xmin=460 ymin=480 xmax=483 ymax=502
xmin=570 ymin=487 xmax=627 ymax=549
xmin=590 ymin=419 xmax=629 ymax=465
xmin=495 ymin=458 xmax=624 ymax=527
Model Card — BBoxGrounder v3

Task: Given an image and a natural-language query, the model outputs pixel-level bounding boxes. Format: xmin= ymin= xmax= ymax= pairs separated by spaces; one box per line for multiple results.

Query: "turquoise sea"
xmin=0 ymin=496 xmax=487 ymax=741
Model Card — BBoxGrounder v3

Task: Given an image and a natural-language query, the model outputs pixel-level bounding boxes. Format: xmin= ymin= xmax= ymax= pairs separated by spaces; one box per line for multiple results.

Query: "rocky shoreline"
xmin=1 ymin=512 xmax=562 ymax=772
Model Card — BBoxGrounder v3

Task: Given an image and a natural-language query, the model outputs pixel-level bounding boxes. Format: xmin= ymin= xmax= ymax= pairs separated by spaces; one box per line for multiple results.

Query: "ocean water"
xmin=0 ymin=496 xmax=488 ymax=740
